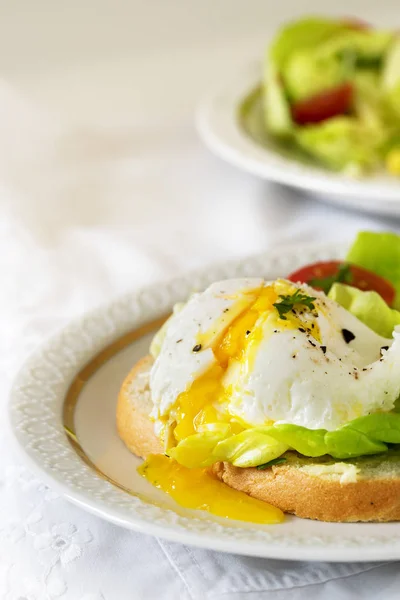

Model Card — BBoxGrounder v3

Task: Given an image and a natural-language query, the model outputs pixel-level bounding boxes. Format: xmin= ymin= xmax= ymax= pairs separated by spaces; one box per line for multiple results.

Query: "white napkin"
xmin=2 ymin=79 xmax=400 ymax=600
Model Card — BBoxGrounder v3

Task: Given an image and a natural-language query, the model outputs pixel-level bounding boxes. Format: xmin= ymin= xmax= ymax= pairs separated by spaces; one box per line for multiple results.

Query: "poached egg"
xmin=150 ymin=278 xmax=400 ymax=445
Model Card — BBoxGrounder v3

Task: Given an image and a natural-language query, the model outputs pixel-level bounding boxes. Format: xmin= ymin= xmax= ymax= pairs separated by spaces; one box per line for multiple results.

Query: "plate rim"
xmin=196 ymin=62 xmax=400 ymax=212
xmin=9 ymin=241 xmax=400 ymax=562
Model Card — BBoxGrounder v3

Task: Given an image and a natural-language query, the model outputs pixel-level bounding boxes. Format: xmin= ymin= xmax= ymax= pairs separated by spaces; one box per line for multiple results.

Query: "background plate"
xmin=9 ymin=242 xmax=400 ymax=561
xmin=197 ymin=63 xmax=400 ymax=216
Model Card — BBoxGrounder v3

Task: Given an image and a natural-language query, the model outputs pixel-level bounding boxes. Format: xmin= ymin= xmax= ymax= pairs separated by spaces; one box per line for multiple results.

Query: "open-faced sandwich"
xmin=117 ymin=232 xmax=400 ymax=524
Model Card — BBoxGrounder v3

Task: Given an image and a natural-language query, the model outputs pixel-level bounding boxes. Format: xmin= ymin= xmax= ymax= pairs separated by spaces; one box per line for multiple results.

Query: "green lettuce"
xmin=341 ymin=413 xmax=400 ymax=443
xmin=270 ymin=17 xmax=346 ymax=68
xmin=253 ymin=424 xmax=327 ymax=457
xmin=294 ymin=117 xmax=383 ymax=174
xmin=168 ymin=411 xmax=400 ymax=468
xmin=263 ymin=61 xmax=293 ymax=136
xmin=168 ymin=424 xmax=232 ymax=468
xmin=385 ymin=82 xmax=400 ymax=122
xmin=324 ymin=428 xmax=387 ymax=459
xmin=329 ymin=283 xmax=400 ymax=338
xmin=212 ymin=429 xmax=288 ymax=468
xmin=318 ymin=29 xmax=394 ymax=64
xmin=353 ymin=71 xmax=397 ymax=132
xmin=262 ymin=421 xmax=388 ymax=460
xmin=282 ymin=50 xmax=345 ymax=102
xmin=346 ymin=231 xmax=400 ymax=308
xmin=382 ymin=36 xmax=400 ymax=90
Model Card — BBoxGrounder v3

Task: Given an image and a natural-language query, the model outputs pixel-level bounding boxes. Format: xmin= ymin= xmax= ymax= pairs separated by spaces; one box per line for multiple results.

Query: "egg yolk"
xmin=172 ymin=281 xmax=320 ymax=442
xmin=138 ymin=454 xmax=284 ymax=524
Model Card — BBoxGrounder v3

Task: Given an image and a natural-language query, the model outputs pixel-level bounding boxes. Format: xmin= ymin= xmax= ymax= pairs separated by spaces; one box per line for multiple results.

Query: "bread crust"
xmin=116 ymin=355 xmax=163 ymax=458
xmin=117 ymin=355 xmax=400 ymax=522
xmin=211 ymin=462 xmax=400 ymax=522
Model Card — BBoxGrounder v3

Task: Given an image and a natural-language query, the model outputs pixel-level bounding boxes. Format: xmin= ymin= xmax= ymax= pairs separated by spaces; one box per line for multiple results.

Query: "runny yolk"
xmin=173 ymin=283 xmax=320 ymax=442
xmin=138 ymin=454 xmax=284 ymax=524
xmin=174 ymin=365 xmax=225 ymax=441
xmin=173 ymin=289 xmax=278 ymax=441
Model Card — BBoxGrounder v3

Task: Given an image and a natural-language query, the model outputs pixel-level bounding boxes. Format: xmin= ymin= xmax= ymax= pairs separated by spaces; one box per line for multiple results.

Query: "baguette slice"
xmin=117 ymin=355 xmax=400 ymax=522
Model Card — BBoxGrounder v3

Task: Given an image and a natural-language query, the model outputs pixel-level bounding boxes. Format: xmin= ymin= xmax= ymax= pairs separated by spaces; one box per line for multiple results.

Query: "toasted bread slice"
xmin=117 ymin=355 xmax=400 ymax=522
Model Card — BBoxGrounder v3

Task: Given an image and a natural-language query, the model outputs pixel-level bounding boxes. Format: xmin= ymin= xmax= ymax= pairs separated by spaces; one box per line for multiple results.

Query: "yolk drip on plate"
xmin=138 ymin=454 xmax=284 ymax=524
xmin=173 ymin=281 xmax=320 ymax=442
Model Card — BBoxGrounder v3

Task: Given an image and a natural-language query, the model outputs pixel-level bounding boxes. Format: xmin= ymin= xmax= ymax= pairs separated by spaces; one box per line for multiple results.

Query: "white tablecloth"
xmin=2 ymin=1 xmax=400 ymax=598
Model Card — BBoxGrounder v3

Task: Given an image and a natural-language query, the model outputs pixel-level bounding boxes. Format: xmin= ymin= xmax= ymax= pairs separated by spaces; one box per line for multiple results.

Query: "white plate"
xmin=9 ymin=242 xmax=400 ymax=562
xmin=197 ymin=62 xmax=400 ymax=216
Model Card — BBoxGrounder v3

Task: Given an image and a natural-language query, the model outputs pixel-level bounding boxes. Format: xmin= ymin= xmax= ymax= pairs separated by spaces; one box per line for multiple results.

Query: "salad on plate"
xmin=242 ymin=16 xmax=400 ymax=177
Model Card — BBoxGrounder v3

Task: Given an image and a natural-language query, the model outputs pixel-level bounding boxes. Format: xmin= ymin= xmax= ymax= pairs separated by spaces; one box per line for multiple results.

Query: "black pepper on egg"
xmin=342 ymin=328 xmax=356 ymax=344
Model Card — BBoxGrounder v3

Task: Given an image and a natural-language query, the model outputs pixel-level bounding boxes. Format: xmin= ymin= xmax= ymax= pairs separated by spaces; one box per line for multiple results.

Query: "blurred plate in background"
xmin=197 ymin=62 xmax=400 ymax=216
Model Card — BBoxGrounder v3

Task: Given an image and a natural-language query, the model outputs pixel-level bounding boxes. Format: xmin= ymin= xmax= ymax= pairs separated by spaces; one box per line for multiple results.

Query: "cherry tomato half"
xmin=287 ymin=260 xmax=396 ymax=306
xmin=291 ymin=82 xmax=353 ymax=125
xmin=342 ymin=17 xmax=371 ymax=31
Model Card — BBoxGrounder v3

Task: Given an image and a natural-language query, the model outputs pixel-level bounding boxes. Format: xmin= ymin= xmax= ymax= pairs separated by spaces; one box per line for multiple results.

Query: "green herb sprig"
xmin=273 ymin=290 xmax=316 ymax=320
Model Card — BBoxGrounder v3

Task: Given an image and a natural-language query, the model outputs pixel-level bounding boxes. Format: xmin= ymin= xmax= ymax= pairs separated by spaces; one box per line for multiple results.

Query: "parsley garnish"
xmin=256 ymin=457 xmax=287 ymax=470
xmin=273 ymin=290 xmax=316 ymax=320
xmin=309 ymin=263 xmax=352 ymax=295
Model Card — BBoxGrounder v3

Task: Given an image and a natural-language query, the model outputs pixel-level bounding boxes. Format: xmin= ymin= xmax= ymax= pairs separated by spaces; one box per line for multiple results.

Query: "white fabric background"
xmin=2 ymin=1 xmax=400 ymax=598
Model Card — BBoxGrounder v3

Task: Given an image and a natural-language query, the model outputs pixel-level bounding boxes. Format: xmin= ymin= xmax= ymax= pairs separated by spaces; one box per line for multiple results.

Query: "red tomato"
xmin=291 ymin=82 xmax=353 ymax=125
xmin=287 ymin=260 xmax=396 ymax=306
xmin=342 ymin=17 xmax=371 ymax=30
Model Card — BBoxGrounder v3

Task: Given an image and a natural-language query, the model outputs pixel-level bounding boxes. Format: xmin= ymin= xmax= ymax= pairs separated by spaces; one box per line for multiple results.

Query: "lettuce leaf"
xmin=324 ymin=428 xmax=387 ymax=459
xmin=212 ymin=430 xmax=288 ymax=468
xmin=168 ymin=425 xmax=232 ymax=468
xmin=169 ymin=411 xmax=400 ymax=468
xmin=282 ymin=50 xmax=345 ymax=103
xmin=294 ymin=117 xmax=383 ymax=174
xmin=341 ymin=412 xmax=400 ymax=443
xmin=329 ymin=283 xmax=400 ymax=338
xmin=264 ymin=422 xmax=388 ymax=459
xmin=346 ymin=231 xmax=400 ymax=308
xmin=263 ymin=60 xmax=293 ymax=136
xmin=318 ymin=29 xmax=394 ymax=64
xmin=270 ymin=17 xmax=346 ymax=68
xmin=254 ymin=424 xmax=327 ymax=457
